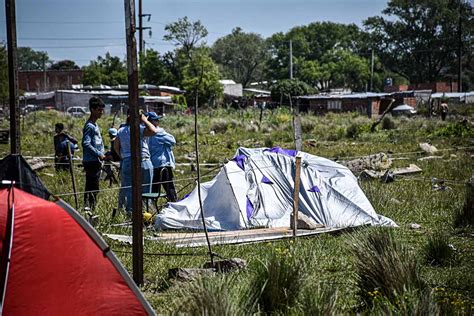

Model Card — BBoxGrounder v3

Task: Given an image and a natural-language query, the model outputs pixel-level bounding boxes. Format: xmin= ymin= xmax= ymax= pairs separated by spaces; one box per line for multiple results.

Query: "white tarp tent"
xmin=155 ymin=147 xmax=397 ymax=231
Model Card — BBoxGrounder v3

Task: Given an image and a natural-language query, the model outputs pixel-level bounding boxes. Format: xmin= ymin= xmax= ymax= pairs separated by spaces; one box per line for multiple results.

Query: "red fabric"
xmin=0 ymin=188 xmax=149 ymax=315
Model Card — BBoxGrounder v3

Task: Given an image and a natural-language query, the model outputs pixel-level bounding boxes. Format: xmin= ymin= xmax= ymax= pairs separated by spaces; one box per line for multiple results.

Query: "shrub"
xmin=424 ymin=233 xmax=455 ymax=267
xmin=250 ymin=250 xmax=306 ymax=314
xmin=264 ymin=137 xmax=273 ymax=148
xmin=351 ymin=229 xmax=426 ymax=307
xmin=433 ymin=121 xmax=474 ymax=138
xmin=371 ymin=289 xmax=439 ymax=315
xmin=381 ymin=116 xmax=396 ymax=130
xmin=346 ymin=123 xmax=359 ymax=138
xmin=454 ymin=184 xmax=473 ymax=228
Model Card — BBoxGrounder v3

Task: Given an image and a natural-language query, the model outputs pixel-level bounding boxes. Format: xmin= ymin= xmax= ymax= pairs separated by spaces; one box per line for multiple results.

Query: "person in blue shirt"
xmin=146 ymin=112 xmax=177 ymax=202
xmin=54 ymin=122 xmax=77 ymax=172
xmin=114 ymin=111 xmax=158 ymax=215
xmin=81 ymin=97 xmax=106 ymax=211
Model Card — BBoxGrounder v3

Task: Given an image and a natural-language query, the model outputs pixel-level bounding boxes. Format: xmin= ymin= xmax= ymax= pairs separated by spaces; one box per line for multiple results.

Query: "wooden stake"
xmin=292 ymin=156 xmax=302 ymax=237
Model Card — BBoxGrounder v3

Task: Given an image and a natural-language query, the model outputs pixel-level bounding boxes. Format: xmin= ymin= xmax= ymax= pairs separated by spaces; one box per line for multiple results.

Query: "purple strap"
xmin=308 ymin=185 xmax=321 ymax=193
xmin=231 ymin=154 xmax=246 ymax=171
xmin=261 ymin=175 xmax=273 ymax=184
xmin=264 ymin=146 xmax=297 ymax=157
xmin=246 ymin=197 xmax=254 ymax=219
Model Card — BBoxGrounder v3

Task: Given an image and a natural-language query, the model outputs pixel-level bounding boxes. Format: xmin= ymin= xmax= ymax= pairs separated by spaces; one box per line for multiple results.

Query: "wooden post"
xmin=293 ymin=97 xmax=302 ymax=151
xmin=124 ymin=0 xmax=144 ymax=286
xmin=292 ymin=156 xmax=302 ymax=237
xmin=5 ymin=0 xmax=20 ymax=154
xmin=66 ymin=140 xmax=79 ymax=210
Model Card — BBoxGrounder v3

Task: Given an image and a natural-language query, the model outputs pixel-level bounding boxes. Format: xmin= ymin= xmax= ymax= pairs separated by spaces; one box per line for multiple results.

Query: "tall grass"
xmin=424 ymin=233 xmax=455 ymax=267
xmin=351 ymin=229 xmax=426 ymax=307
xmin=249 ymin=250 xmax=306 ymax=314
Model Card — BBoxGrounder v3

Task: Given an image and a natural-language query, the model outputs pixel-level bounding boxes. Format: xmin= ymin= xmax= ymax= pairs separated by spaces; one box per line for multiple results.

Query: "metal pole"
xmin=5 ymin=0 xmax=20 ymax=154
xmin=43 ymin=55 xmax=47 ymax=92
xmin=67 ymin=140 xmax=79 ymax=210
xmin=289 ymin=40 xmax=293 ymax=80
xmin=124 ymin=0 xmax=144 ymax=286
xmin=194 ymin=71 xmax=214 ymax=267
xmin=370 ymin=49 xmax=374 ymax=91
xmin=457 ymin=3 xmax=462 ymax=93
xmin=292 ymin=156 xmax=302 ymax=237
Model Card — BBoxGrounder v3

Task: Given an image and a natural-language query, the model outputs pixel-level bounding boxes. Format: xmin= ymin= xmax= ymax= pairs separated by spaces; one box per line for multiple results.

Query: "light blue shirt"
xmin=82 ymin=120 xmax=104 ymax=162
xmin=149 ymin=128 xmax=176 ymax=168
xmin=117 ymin=124 xmax=150 ymax=159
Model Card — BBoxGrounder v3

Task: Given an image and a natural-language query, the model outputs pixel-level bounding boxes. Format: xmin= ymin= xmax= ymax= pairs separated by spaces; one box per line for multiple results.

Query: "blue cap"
xmin=145 ymin=111 xmax=162 ymax=121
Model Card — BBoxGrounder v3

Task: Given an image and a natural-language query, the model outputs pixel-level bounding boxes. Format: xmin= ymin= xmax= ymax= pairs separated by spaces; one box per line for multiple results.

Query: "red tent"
xmin=0 ymin=187 xmax=155 ymax=315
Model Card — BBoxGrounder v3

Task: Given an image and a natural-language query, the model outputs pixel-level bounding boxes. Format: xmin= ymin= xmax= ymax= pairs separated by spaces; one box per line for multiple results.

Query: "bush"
xmin=433 ymin=121 xmax=474 ymax=138
xmin=424 ymin=233 xmax=455 ymax=267
xmin=454 ymin=184 xmax=473 ymax=228
xmin=346 ymin=123 xmax=359 ymax=138
xmin=351 ymin=229 xmax=426 ymax=307
xmin=381 ymin=117 xmax=396 ymax=130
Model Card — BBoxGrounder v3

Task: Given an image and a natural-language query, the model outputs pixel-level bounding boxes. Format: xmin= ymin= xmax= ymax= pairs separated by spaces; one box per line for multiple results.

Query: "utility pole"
xmin=43 ymin=55 xmax=47 ymax=92
xmin=289 ymin=40 xmax=293 ymax=79
xmin=370 ymin=48 xmax=374 ymax=91
xmin=5 ymin=0 xmax=20 ymax=154
xmin=137 ymin=0 xmax=151 ymax=58
xmin=124 ymin=0 xmax=143 ymax=286
xmin=458 ymin=2 xmax=463 ymax=92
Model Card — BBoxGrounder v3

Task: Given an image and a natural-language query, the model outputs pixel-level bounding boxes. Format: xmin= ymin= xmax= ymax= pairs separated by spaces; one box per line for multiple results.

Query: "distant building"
xmin=384 ymin=82 xmax=458 ymax=93
xmin=219 ymin=80 xmax=243 ymax=97
xmin=19 ymin=69 xmax=84 ymax=92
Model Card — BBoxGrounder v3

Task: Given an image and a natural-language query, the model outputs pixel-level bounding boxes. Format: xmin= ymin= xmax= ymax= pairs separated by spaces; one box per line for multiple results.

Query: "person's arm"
xmin=114 ymin=135 xmax=122 ymax=160
xmin=65 ymin=133 xmax=78 ymax=144
xmin=154 ymin=131 xmax=176 ymax=146
xmin=82 ymin=124 xmax=105 ymax=159
xmin=140 ymin=114 xmax=158 ymax=136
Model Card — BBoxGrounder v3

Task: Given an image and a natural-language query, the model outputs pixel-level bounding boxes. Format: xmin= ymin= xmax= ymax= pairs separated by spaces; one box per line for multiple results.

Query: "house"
xmin=19 ymin=69 xmax=83 ymax=92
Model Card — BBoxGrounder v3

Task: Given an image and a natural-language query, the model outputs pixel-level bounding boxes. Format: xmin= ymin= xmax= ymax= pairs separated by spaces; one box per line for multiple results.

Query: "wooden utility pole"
xmin=457 ymin=2 xmax=463 ymax=92
xmin=370 ymin=49 xmax=374 ymax=91
xmin=67 ymin=141 xmax=79 ymax=210
xmin=5 ymin=0 xmax=20 ymax=154
xmin=124 ymin=0 xmax=144 ymax=286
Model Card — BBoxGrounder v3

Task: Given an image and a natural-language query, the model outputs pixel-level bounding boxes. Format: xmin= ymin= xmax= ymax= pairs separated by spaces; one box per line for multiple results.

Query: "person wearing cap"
xmin=81 ymin=97 xmax=106 ymax=211
xmin=147 ymin=111 xmax=177 ymax=202
xmin=114 ymin=110 xmax=158 ymax=215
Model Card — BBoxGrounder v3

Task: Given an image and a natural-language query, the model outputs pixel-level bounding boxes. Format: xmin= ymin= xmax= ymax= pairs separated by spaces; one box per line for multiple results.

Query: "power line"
xmin=0 ymin=20 xmax=124 ymax=24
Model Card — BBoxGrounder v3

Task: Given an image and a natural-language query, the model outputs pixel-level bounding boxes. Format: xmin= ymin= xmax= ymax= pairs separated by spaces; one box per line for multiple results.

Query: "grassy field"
xmin=1 ymin=107 xmax=473 ymax=314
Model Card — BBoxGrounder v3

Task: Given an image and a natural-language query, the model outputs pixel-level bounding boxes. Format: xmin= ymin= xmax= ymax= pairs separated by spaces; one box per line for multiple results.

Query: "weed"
xmin=381 ymin=116 xmax=396 ymax=130
xmin=296 ymin=283 xmax=341 ymax=315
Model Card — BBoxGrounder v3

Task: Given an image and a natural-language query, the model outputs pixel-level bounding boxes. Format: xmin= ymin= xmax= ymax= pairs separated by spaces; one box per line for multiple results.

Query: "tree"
xmin=270 ymin=79 xmax=315 ymax=104
xmin=364 ymin=0 xmax=473 ymax=87
xmin=266 ymin=22 xmax=368 ymax=80
xmin=163 ymin=16 xmax=208 ymax=58
xmin=17 ymin=47 xmax=50 ymax=71
xmin=82 ymin=53 xmax=127 ymax=86
xmin=140 ymin=49 xmax=172 ymax=85
xmin=49 ymin=60 xmax=79 ymax=70
xmin=181 ymin=48 xmax=223 ymax=107
xmin=211 ymin=27 xmax=268 ymax=88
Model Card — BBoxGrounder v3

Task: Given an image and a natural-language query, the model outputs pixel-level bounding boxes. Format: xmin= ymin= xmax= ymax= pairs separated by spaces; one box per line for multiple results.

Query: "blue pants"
xmin=120 ymin=157 xmax=154 ymax=214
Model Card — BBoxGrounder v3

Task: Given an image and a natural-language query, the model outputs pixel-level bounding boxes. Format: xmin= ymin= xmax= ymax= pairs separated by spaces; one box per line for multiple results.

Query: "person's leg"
xmin=120 ymin=158 xmax=132 ymax=214
xmin=152 ymin=167 xmax=163 ymax=194
xmin=163 ymin=167 xmax=177 ymax=202
xmin=87 ymin=161 xmax=102 ymax=210
xmin=141 ymin=160 xmax=154 ymax=194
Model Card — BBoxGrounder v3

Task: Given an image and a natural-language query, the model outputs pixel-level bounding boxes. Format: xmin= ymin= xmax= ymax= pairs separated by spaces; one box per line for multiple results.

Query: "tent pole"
xmin=67 ymin=141 xmax=79 ymax=210
xmin=194 ymin=77 xmax=214 ymax=267
xmin=0 ymin=185 xmax=15 ymax=312
xmin=292 ymin=156 xmax=302 ymax=237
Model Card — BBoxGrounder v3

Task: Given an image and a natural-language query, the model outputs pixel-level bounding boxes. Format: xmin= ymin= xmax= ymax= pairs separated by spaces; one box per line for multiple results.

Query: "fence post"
xmin=292 ymin=156 xmax=302 ymax=237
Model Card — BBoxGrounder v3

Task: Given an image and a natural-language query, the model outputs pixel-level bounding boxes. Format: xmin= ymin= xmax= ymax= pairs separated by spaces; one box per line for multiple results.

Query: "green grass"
xmin=1 ymin=107 xmax=473 ymax=314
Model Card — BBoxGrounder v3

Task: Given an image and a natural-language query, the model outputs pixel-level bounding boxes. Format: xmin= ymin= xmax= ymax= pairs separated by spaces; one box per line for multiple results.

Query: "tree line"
xmin=0 ymin=0 xmax=472 ymax=106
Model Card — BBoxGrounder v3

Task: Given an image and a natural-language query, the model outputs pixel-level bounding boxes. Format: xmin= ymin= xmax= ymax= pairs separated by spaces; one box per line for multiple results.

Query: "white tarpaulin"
xmin=155 ymin=147 xmax=397 ymax=231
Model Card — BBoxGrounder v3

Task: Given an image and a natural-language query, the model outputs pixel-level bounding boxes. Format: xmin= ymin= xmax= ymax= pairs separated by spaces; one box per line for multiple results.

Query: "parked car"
xmin=66 ymin=106 xmax=90 ymax=118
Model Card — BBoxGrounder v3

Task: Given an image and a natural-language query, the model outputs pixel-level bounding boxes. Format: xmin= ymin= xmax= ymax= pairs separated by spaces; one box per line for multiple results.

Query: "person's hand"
xmin=99 ymin=154 xmax=106 ymax=160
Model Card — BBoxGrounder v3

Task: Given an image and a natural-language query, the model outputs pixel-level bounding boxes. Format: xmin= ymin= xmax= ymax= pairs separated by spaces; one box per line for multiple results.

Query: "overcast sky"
xmin=0 ymin=0 xmax=388 ymax=66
